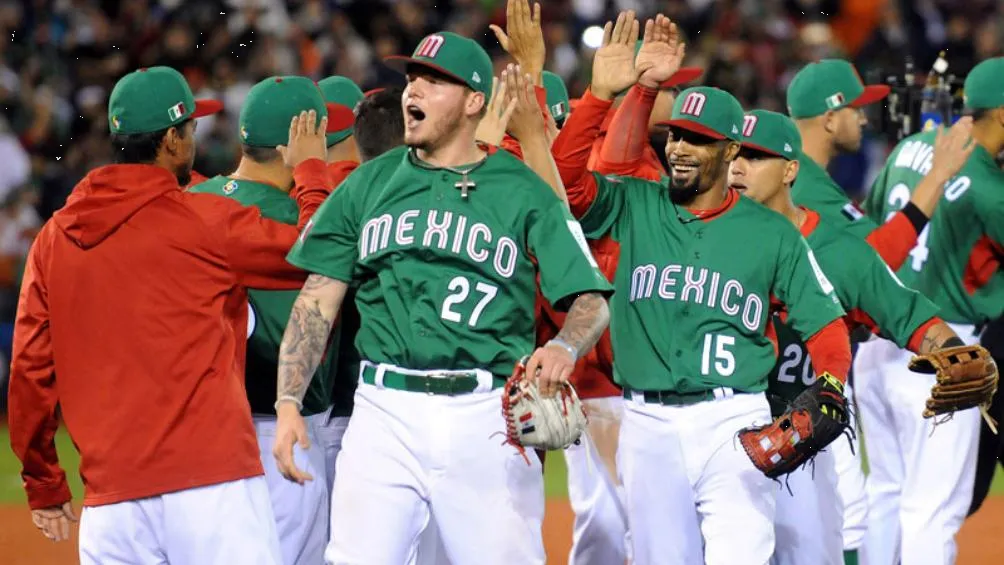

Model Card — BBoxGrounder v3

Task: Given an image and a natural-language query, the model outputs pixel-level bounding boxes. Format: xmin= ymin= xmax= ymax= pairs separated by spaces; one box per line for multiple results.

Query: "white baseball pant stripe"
xmin=618 ymin=390 xmax=777 ymax=565
xmin=325 ymin=368 xmax=545 ymax=565
xmin=565 ymin=396 xmax=629 ymax=565
xmin=855 ymin=323 xmax=981 ymax=565
xmin=78 ymin=476 xmax=281 ymax=565
xmin=772 ymin=448 xmax=843 ymax=565
xmin=832 ymin=381 xmax=868 ymax=551
xmin=255 ymin=413 xmax=329 ymax=565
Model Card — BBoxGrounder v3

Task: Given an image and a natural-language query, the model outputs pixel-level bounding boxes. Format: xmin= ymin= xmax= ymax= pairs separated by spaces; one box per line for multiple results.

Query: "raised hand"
xmin=476 ymin=76 xmax=518 ymax=146
xmin=276 ymin=110 xmax=329 ymax=168
xmin=930 ymin=116 xmax=976 ymax=180
xmin=635 ymin=14 xmax=686 ymax=89
xmin=503 ymin=64 xmax=544 ymax=142
xmin=591 ymin=11 xmax=653 ymax=101
xmin=489 ymin=0 xmax=546 ymax=83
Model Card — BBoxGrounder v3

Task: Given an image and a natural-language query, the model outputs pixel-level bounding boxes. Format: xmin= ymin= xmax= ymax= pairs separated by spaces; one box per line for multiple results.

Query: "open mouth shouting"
xmin=405 ymin=104 xmax=426 ymax=129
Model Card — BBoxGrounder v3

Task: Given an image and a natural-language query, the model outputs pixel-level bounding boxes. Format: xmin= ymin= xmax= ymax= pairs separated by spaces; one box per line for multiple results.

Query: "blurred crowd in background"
xmin=0 ymin=0 xmax=1000 ymax=387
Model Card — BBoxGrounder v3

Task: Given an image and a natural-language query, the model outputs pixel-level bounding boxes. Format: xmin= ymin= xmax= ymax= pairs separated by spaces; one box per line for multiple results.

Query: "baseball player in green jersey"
xmin=187 ymin=76 xmax=351 ymax=565
xmin=786 ymin=59 xmax=976 ymax=562
xmin=541 ymin=81 xmax=853 ymax=564
xmin=272 ymin=32 xmax=613 ymax=565
xmin=787 ymin=59 xmax=973 ymax=271
xmin=730 ymin=109 xmax=975 ymax=565
xmin=857 ymin=58 xmax=1004 ymax=565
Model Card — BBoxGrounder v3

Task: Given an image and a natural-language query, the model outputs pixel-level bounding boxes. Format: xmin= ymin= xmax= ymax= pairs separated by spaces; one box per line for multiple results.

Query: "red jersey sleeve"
xmin=865 ymin=212 xmax=920 ymax=271
xmin=805 ymin=318 xmax=852 ymax=384
xmin=8 ymin=231 xmax=73 ymax=510
xmin=326 ymin=160 xmax=358 ymax=188
xmin=221 ymin=158 xmax=335 ymax=290
xmin=551 ymin=89 xmax=612 ymax=218
xmin=596 ymin=85 xmax=658 ymax=175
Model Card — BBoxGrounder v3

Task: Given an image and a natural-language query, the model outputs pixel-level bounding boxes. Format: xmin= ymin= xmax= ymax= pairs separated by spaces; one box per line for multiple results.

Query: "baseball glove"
xmin=501 ymin=355 xmax=588 ymax=462
xmin=738 ymin=373 xmax=850 ymax=479
xmin=909 ymin=344 xmax=999 ymax=422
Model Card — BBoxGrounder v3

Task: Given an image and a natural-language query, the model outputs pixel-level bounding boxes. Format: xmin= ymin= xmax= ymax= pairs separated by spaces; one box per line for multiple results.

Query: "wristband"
xmin=274 ymin=395 xmax=303 ymax=412
xmin=547 ymin=338 xmax=579 ymax=362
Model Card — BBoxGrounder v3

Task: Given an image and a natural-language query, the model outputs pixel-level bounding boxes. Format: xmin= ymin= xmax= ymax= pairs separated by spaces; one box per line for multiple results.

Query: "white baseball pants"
xmin=565 ymin=396 xmax=630 ymax=565
xmin=78 ymin=476 xmax=281 ymax=565
xmin=618 ymin=390 xmax=777 ymax=565
xmin=325 ymin=368 xmax=546 ymax=565
xmin=772 ymin=448 xmax=844 ymax=565
xmin=255 ymin=413 xmax=330 ymax=565
xmin=832 ymin=381 xmax=869 ymax=552
xmin=855 ymin=324 xmax=981 ymax=565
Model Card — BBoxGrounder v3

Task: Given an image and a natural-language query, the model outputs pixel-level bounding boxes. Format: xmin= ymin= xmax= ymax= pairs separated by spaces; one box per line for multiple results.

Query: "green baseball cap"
xmin=660 ymin=86 xmax=745 ymax=142
xmin=317 ymin=76 xmax=364 ymax=145
xmin=786 ymin=59 xmax=890 ymax=119
xmin=738 ymin=110 xmax=801 ymax=160
xmin=542 ymin=71 xmax=570 ymax=123
xmin=632 ymin=41 xmax=704 ymax=89
xmin=239 ymin=76 xmax=355 ymax=148
xmin=964 ymin=58 xmax=1004 ymax=110
xmin=384 ymin=31 xmax=493 ymax=97
xmin=108 ymin=66 xmax=222 ymax=135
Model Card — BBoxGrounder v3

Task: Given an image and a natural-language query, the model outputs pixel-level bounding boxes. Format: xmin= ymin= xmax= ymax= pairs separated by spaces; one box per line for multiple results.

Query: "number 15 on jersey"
xmin=702 ymin=333 xmax=736 ymax=377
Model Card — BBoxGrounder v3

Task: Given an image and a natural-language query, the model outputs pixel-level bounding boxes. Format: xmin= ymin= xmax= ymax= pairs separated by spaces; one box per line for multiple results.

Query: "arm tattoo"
xmin=277 ymin=274 xmax=340 ymax=403
xmin=555 ymin=292 xmax=610 ymax=355
xmin=918 ymin=321 xmax=963 ymax=354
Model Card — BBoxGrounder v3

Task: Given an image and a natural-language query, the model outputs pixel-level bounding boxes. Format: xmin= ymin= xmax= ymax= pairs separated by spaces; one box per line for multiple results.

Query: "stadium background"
xmin=0 ymin=0 xmax=1002 ymax=562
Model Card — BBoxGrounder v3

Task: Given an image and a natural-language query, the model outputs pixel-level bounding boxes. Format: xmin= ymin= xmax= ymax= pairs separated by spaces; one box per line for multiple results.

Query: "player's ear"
xmin=723 ymin=141 xmax=741 ymax=161
xmin=466 ymin=90 xmax=487 ymax=118
xmin=783 ymin=159 xmax=800 ymax=186
xmin=821 ymin=110 xmax=837 ymax=135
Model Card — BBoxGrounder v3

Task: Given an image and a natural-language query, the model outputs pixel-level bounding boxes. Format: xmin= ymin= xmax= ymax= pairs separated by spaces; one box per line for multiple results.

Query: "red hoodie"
xmin=8 ymin=159 xmax=332 ymax=509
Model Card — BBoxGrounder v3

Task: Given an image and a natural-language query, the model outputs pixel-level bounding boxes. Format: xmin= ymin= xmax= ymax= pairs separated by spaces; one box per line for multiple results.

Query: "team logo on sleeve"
xmin=680 ymin=92 xmax=707 ymax=117
xmin=415 ymin=34 xmax=446 ymax=58
xmin=841 ymin=202 xmax=864 ymax=221
xmin=741 ymin=115 xmax=758 ymax=137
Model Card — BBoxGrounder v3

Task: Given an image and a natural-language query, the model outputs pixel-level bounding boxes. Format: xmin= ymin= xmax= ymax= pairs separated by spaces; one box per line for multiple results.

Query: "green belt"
xmin=360 ymin=365 xmax=506 ymax=395
xmin=623 ymin=387 xmax=746 ymax=406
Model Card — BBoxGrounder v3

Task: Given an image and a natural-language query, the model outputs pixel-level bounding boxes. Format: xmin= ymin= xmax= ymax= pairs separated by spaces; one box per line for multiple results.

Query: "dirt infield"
xmin=1 ymin=499 xmax=1001 ymax=564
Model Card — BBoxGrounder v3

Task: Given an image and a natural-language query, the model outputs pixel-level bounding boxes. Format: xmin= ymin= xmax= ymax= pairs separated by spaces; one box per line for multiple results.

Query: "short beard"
xmin=668 ymin=177 xmax=700 ymax=204
xmin=668 ymin=147 xmax=727 ymax=205
xmin=407 ymin=106 xmax=465 ymax=153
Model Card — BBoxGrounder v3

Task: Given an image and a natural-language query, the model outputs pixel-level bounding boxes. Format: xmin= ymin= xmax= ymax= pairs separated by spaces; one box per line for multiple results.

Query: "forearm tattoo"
xmin=277 ymin=274 xmax=339 ymax=403
xmin=555 ymin=292 xmax=610 ymax=355
xmin=919 ymin=321 xmax=964 ymax=354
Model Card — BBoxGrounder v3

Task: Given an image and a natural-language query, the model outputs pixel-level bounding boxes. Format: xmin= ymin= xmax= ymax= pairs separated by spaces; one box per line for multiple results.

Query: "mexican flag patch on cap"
xmin=168 ymin=102 xmax=186 ymax=121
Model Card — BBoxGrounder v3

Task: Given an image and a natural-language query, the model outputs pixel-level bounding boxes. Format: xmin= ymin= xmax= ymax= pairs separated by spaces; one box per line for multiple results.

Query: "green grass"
xmin=0 ymin=426 xmax=999 ymax=504
xmin=1 ymin=425 xmax=84 ymax=503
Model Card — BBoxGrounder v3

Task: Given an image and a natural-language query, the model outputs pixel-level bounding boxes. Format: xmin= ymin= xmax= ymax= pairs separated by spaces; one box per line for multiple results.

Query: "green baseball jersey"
xmin=864 ymin=131 xmax=1004 ymax=324
xmin=189 ymin=176 xmax=348 ymax=416
xmin=766 ymin=210 xmax=940 ymax=410
xmin=792 ymin=154 xmax=879 ymax=239
xmin=286 ymin=146 xmax=613 ymax=377
xmin=578 ymin=175 xmax=845 ymax=392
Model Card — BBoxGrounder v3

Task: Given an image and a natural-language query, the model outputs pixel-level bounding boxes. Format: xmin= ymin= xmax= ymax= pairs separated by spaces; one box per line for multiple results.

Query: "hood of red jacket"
xmin=53 ymin=164 xmax=181 ymax=249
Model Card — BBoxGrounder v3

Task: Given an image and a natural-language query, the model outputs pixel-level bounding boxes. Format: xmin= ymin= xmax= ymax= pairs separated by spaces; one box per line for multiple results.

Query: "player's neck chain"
xmin=408 ymin=149 xmax=490 ymax=199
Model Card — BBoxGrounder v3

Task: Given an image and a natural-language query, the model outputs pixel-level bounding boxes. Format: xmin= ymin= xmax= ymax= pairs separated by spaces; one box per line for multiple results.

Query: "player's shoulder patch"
xmin=840 ymin=202 xmax=865 ymax=221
